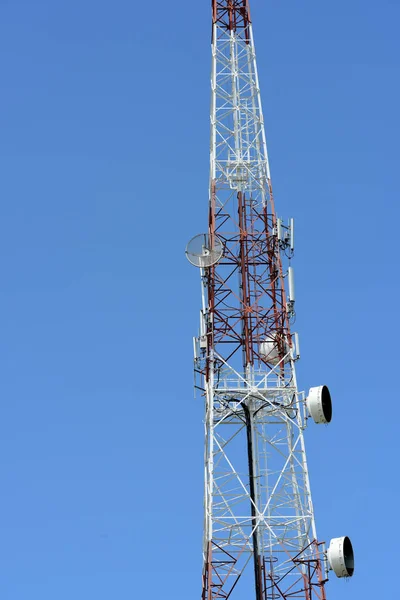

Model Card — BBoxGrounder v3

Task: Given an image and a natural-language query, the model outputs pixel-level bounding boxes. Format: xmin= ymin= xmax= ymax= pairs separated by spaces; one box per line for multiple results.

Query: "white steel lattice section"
xmin=212 ymin=32 xmax=270 ymax=200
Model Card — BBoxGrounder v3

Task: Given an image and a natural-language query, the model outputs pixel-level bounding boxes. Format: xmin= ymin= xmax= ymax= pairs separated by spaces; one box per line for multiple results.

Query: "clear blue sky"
xmin=0 ymin=0 xmax=398 ymax=597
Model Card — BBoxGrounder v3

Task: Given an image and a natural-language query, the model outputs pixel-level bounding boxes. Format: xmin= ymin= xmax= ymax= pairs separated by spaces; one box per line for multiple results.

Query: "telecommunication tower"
xmin=186 ymin=1 xmax=355 ymax=599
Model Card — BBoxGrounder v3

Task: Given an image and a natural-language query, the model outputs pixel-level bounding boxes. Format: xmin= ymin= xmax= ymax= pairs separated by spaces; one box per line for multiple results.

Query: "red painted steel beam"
xmin=212 ymin=0 xmax=251 ymax=34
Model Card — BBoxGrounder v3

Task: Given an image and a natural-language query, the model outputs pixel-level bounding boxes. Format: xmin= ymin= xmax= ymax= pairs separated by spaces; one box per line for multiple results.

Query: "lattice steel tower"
xmin=185 ymin=2 xmax=355 ymax=599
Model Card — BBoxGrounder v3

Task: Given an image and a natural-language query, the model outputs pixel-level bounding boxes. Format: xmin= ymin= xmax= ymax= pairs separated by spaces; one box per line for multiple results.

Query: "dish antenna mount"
xmin=185 ymin=233 xmax=224 ymax=268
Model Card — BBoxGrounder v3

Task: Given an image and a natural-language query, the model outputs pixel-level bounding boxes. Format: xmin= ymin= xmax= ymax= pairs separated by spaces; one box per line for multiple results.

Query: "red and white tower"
xmin=186 ymin=2 xmax=355 ymax=599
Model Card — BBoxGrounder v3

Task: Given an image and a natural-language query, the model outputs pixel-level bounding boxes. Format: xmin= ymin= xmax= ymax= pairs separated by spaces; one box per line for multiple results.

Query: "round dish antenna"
xmin=259 ymin=333 xmax=290 ymax=366
xmin=327 ymin=536 xmax=354 ymax=578
xmin=185 ymin=233 xmax=224 ymax=268
xmin=306 ymin=385 xmax=332 ymax=424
